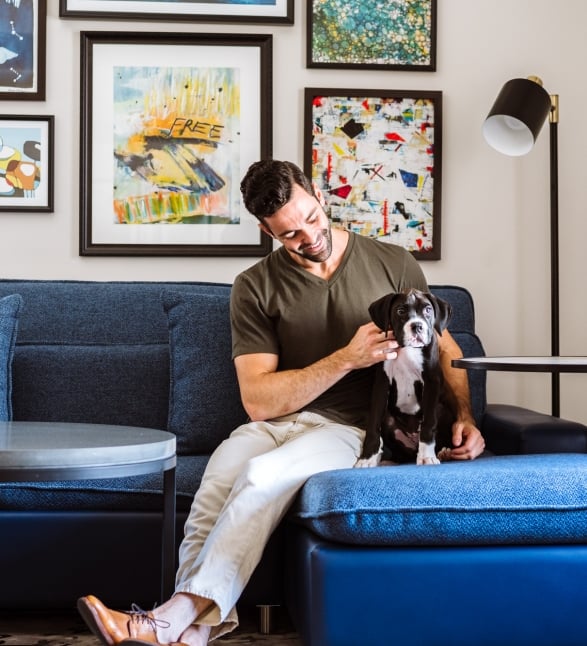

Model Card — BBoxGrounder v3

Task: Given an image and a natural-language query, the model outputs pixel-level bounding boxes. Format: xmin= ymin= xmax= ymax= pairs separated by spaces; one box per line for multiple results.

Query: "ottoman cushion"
xmin=291 ymin=453 xmax=587 ymax=546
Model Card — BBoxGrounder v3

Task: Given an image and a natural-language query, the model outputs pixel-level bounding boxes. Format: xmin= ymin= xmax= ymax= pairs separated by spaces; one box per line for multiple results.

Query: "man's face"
xmin=261 ymin=185 xmax=333 ymax=263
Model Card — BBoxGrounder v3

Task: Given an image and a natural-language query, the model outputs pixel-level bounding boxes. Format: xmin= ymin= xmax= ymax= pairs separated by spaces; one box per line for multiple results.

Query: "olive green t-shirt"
xmin=230 ymin=232 xmax=428 ymax=429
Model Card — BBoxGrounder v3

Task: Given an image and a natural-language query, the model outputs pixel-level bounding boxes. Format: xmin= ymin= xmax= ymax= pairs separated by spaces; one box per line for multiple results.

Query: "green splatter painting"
xmin=311 ymin=0 xmax=434 ymax=68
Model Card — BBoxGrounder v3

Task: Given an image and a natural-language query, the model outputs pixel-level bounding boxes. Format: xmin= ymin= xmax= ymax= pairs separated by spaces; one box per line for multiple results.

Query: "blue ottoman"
xmin=286 ymin=454 xmax=587 ymax=646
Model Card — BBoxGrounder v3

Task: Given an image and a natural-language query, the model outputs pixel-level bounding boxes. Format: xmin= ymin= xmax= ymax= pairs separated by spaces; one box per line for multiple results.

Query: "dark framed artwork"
xmin=80 ymin=32 xmax=273 ymax=257
xmin=0 ymin=115 xmax=54 ymax=213
xmin=305 ymin=88 xmax=442 ymax=260
xmin=307 ymin=0 xmax=436 ymax=71
xmin=60 ymin=0 xmax=293 ymax=24
xmin=0 ymin=0 xmax=46 ymax=100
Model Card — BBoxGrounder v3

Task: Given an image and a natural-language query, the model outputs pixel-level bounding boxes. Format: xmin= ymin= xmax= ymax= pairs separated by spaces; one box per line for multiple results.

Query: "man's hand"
xmin=340 ymin=322 xmax=399 ymax=369
xmin=447 ymin=421 xmax=485 ymax=460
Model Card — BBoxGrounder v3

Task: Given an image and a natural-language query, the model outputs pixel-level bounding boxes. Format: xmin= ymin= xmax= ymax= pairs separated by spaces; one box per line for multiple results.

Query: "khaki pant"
xmin=174 ymin=411 xmax=365 ymax=640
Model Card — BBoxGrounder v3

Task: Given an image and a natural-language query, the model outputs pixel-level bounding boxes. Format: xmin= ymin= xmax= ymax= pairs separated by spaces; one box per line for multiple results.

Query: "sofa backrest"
xmin=430 ymin=284 xmax=487 ymax=425
xmin=0 ymin=280 xmax=486 ymax=454
xmin=0 ymin=280 xmax=244 ymax=456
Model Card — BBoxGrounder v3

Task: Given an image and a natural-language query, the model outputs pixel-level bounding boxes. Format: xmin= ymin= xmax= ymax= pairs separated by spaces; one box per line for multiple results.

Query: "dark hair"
xmin=240 ymin=160 xmax=315 ymax=221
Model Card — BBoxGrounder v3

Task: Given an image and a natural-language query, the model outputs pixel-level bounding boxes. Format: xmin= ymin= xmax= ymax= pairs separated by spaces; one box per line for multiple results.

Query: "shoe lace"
xmin=128 ymin=603 xmax=171 ymax=631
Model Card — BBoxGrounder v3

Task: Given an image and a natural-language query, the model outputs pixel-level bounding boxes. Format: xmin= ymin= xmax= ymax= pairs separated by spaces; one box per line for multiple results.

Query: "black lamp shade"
xmin=483 ymin=78 xmax=551 ymax=156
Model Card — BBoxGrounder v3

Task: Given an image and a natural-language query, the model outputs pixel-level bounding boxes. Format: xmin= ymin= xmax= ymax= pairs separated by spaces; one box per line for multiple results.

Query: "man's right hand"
xmin=341 ymin=322 xmax=399 ymax=369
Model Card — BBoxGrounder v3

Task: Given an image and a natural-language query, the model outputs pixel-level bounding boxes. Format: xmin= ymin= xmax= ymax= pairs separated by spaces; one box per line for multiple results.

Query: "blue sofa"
xmin=0 ymin=280 xmax=586 ymax=646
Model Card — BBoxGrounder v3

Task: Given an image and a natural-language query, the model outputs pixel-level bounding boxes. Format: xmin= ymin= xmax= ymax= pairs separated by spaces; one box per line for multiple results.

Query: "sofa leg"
xmin=257 ymin=604 xmax=278 ymax=634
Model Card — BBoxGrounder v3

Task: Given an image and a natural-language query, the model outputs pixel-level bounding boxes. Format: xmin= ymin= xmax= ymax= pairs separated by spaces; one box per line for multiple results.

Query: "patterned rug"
xmin=0 ymin=609 xmax=302 ymax=646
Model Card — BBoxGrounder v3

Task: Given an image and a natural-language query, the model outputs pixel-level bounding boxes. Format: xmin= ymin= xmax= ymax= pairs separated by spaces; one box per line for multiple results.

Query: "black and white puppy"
xmin=355 ymin=288 xmax=457 ymax=467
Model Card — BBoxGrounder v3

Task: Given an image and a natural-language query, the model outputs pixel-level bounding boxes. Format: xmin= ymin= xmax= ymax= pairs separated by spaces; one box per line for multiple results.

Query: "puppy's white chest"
xmin=383 ymin=348 xmax=423 ymax=414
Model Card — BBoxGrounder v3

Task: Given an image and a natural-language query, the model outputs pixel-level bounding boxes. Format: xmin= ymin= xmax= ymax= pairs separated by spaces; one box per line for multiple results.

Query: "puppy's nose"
xmin=411 ymin=321 xmax=424 ymax=334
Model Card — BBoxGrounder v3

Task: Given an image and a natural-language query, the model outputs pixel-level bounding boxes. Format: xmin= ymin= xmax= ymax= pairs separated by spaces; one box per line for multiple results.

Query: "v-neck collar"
xmin=278 ymin=232 xmax=355 ymax=287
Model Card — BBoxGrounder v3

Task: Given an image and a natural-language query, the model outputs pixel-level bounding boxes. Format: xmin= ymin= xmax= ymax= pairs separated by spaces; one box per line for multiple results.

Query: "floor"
xmin=0 ymin=608 xmax=302 ymax=646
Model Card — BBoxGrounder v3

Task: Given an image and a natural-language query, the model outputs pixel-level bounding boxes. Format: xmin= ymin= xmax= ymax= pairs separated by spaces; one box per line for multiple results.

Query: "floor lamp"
xmin=482 ymin=76 xmax=560 ymax=416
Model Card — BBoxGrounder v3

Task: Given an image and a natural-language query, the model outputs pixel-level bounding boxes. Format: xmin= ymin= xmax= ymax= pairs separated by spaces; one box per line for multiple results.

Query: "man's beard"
xmin=294 ymin=224 xmax=333 ymax=263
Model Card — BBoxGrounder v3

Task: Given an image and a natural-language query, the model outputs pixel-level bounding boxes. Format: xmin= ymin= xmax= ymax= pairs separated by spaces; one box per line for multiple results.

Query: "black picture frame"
xmin=0 ymin=114 xmax=54 ymax=213
xmin=0 ymin=0 xmax=46 ymax=101
xmin=304 ymin=88 xmax=442 ymax=260
xmin=307 ymin=0 xmax=436 ymax=71
xmin=80 ymin=32 xmax=273 ymax=257
xmin=60 ymin=0 xmax=294 ymax=25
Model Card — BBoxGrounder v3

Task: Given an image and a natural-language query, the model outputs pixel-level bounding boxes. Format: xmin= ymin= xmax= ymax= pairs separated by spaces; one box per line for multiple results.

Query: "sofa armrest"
xmin=482 ymin=403 xmax=587 ymax=455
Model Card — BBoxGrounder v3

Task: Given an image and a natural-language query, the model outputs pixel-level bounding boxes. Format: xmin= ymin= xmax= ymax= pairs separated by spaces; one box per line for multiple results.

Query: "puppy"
xmin=355 ymin=288 xmax=457 ymax=467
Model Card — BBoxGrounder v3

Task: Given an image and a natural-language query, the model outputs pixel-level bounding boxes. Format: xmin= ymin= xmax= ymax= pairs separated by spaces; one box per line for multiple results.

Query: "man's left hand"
xmin=448 ymin=421 xmax=485 ymax=460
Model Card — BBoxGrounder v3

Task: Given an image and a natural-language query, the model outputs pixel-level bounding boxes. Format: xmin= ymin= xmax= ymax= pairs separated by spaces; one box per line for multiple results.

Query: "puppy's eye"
xmin=396 ymin=306 xmax=405 ymax=316
xmin=424 ymin=305 xmax=433 ymax=316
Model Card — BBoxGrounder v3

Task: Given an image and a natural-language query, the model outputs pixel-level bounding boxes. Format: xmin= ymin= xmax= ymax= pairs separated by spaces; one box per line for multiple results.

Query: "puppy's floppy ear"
xmin=425 ymin=293 xmax=452 ymax=333
xmin=369 ymin=293 xmax=398 ymax=334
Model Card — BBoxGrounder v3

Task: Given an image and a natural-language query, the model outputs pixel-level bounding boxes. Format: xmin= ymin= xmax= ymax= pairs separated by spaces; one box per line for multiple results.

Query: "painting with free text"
xmin=113 ymin=65 xmax=240 ymax=226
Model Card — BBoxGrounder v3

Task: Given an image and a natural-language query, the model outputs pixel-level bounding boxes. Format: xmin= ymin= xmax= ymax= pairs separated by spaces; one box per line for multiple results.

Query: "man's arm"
xmin=234 ymin=322 xmax=397 ymax=421
xmin=438 ymin=329 xmax=486 ymax=459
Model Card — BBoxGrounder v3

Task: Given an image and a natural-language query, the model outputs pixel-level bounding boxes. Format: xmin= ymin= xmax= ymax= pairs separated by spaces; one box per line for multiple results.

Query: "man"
xmin=78 ymin=160 xmax=485 ymax=646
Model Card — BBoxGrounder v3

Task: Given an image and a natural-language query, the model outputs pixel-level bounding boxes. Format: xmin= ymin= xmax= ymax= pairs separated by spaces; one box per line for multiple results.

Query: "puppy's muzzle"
xmin=403 ymin=317 xmax=432 ymax=347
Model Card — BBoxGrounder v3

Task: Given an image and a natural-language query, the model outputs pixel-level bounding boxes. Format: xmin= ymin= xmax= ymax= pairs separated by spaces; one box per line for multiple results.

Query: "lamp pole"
xmin=549 ymin=94 xmax=560 ymax=416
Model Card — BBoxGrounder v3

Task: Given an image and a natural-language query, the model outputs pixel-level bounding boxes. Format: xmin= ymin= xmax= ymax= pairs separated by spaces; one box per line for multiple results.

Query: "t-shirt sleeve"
xmin=230 ymin=272 xmax=279 ymax=359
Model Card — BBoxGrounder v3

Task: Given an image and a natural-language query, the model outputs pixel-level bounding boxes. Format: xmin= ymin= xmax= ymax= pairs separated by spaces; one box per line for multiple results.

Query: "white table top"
xmin=452 ymin=356 xmax=587 ymax=372
xmin=0 ymin=421 xmax=176 ymax=479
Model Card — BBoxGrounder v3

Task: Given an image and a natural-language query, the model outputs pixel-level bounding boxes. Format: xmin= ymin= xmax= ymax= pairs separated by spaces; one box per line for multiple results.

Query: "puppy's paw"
xmin=354 ymin=453 xmax=382 ymax=468
xmin=417 ymin=441 xmax=441 ymax=465
xmin=418 ymin=455 xmax=441 ymax=465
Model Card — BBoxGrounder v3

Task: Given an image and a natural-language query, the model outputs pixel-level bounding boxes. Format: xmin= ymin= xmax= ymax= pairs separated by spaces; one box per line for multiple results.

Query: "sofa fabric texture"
xmin=291 ymin=453 xmax=587 ymax=546
xmin=0 ymin=293 xmax=23 ymax=421
xmin=163 ymin=290 xmax=247 ymax=455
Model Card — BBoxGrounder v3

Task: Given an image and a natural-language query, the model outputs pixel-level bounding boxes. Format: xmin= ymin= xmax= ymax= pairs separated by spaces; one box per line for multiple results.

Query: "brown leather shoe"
xmin=77 ymin=595 xmax=186 ymax=646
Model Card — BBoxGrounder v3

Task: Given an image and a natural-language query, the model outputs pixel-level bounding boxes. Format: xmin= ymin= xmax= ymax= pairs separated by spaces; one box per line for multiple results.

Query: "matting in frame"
xmin=307 ymin=0 xmax=436 ymax=71
xmin=60 ymin=0 xmax=294 ymax=24
xmin=0 ymin=114 xmax=54 ymax=213
xmin=305 ymin=88 xmax=442 ymax=260
xmin=80 ymin=32 xmax=273 ymax=257
xmin=0 ymin=0 xmax=46 ymax=100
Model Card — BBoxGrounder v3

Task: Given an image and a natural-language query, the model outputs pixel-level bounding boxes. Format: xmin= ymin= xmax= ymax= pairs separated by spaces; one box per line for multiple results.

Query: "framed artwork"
xmin=0 ymin=0 xmax=46 ymax=100
xmin=60 ymin=0 xmax=294 ymax=24
xmin=80 ymin=32 xmax=273 ymax=257
xmin=0 ymin=115 xmax=54 ymax=213
xmin=304 ymin=88 xmax=442 ymax=260
xmin=307 ymin=0 xmax=436 ymax=70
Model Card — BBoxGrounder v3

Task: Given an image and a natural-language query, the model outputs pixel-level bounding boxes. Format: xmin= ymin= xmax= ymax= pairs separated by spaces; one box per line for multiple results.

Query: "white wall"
xmin=1 ymin=0 xmax=586 ymax=423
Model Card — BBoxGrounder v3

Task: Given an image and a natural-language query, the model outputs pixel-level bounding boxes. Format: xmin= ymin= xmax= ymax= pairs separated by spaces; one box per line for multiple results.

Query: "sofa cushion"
xmin=162 ymin=290 xmax=247 ymax=455
xmin=291 ymin=453 xmax=587 ymax=546
xmin=0 ymin=294 xmax=23 ymax=421
xmin=12 ymin=344 xmax=170 ymax=429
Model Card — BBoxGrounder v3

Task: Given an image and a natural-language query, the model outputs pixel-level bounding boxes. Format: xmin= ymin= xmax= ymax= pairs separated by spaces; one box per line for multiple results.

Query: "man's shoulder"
xmin=233 ymin=246 xmax=287 ymax=296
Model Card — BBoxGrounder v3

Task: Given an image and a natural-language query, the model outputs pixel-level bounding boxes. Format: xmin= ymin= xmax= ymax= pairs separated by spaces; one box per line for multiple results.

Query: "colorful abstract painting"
xmin=112 ymin=65 xmax=240 ymax=226
xmin=308 ymin=0 xmax=435 ymax=70
xmin=60 ymin=0 xmax=293 ymax=23
xmin=0 ymin=0 xmax=45 ymax=100
xmin=305 ymin=89 xmax=442 ymax=259
xmin=0 ymin=115 xmax=53 ymax=212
